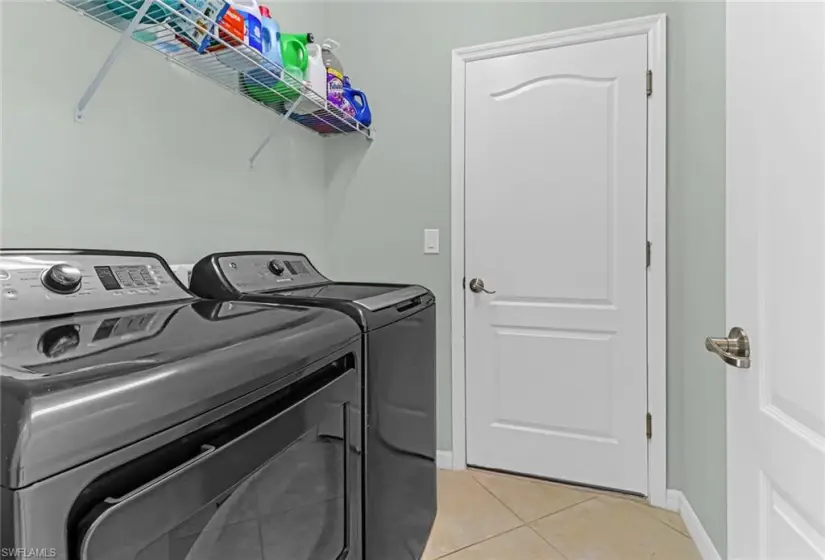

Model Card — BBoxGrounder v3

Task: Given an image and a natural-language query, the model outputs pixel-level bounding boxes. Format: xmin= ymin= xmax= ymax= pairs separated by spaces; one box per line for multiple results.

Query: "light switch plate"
xmin=424 ymin=229 xmax=440 ymax=254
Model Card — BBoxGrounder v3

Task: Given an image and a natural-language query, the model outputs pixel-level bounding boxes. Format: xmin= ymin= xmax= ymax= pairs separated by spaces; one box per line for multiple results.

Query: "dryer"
xmin=0 ymin=249 xmax=363 ymax=560
xmin=190 ymin=251 xmax=437 ymax=560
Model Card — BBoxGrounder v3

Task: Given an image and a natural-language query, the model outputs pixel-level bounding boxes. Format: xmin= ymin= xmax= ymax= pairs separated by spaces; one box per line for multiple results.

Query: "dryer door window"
xmin=72 ymin=357 xmax=361 ymax=560
xmin=135 ymin=432 xmax=346 ymax=560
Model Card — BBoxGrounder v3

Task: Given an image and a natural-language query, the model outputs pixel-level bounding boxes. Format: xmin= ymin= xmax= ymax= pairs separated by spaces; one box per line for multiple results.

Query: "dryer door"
xmin=72 ymin=356 xmax=361 ymax=560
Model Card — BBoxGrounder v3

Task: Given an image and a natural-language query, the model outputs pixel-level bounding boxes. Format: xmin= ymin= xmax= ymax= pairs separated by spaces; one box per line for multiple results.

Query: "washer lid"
xmin=272 ymin=283 xmax=429 ymax=311
xmin=275 ymin=283 xmax=393 ymax=300
xmin=0 ymin=300 xmax=359 ymax=489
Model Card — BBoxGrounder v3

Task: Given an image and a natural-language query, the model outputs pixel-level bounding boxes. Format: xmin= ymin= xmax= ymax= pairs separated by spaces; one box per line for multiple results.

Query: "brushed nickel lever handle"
xmin=705 ymin=327 xmax=751 ymax=369
xmin=468 ymin=278 xmax=495 ymax=294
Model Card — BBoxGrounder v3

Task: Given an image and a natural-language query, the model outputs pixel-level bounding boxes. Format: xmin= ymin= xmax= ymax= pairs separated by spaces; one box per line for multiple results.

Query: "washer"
xmin=190 ymin=251 xmax=437 ymax=560
xmin=0 ymin=249 xmax=363 ymax=560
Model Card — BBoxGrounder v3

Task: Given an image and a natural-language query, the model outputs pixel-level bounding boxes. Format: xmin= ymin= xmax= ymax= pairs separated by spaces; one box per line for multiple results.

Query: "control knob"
xmin=41 ymin=263 xmax=82 ymax=294
xmin=268 ymin=260 xmax=285 ymax=276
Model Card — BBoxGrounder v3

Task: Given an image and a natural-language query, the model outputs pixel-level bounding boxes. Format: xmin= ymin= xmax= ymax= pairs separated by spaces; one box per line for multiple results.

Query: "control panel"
xmin=215 ymin=253 xmax=328 ymax=293
xmin=0 ymin=251 xmax=193 ymax=323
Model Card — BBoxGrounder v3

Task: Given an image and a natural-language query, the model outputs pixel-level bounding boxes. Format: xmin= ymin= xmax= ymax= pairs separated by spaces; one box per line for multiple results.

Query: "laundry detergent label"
xmin=245 ymin=16 xmax=263 ymax=52
xmin=327 ymin=68 xmax=345 ymax=109
xmin=209 ymin=7 xmax=244 ymax=52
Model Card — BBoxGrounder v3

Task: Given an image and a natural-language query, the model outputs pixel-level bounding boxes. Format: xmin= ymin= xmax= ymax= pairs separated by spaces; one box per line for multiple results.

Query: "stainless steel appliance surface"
xmin=190 ymin=251 xmax=437 ymax=560
xmin=0 ymin=249 xmax=363 ymax=560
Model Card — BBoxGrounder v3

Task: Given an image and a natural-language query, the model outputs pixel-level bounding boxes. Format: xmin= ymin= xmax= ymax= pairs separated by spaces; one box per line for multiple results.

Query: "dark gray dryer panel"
xmin=0 ymin=298 xmax=359 ymax=488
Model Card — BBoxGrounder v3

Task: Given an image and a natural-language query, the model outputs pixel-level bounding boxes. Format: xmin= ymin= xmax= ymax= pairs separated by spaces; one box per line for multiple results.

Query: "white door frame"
xmin=450 ymin=14 xmax=668 ymax=508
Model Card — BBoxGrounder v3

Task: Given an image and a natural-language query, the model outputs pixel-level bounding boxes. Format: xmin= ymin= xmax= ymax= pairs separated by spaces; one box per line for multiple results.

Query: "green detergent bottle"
xmin=243 ymin=33 xmax=312 ymax=105
xmin=272 ymin=33 xmax=311 ymax=102
xmin=280 ymin=33 xmax=312 ymax=74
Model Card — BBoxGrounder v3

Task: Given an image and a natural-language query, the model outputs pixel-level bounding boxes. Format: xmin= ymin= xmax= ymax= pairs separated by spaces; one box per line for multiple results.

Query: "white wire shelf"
xmin=59 ymin=0 xmax=374 ymax=142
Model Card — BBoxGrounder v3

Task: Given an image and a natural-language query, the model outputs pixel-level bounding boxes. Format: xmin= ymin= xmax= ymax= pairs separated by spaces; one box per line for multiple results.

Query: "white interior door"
xmin=464 ymin=33 xmax=649 ymax=494
xmin=725 ymin=3 xmax=825 ymax=558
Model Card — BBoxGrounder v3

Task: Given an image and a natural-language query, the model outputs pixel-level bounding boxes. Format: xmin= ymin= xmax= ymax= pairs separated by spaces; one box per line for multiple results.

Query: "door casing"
xmin=449 ymin=14 xmax=668 ymax=508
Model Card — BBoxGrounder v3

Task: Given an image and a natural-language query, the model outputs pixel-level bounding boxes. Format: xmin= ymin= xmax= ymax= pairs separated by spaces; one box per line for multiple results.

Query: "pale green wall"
xmin=1 ymin=1 xmax=329 ymax=265
xmin=322 ymin=1 xmax=727 ymax=554
xmin=0 ymin=0 xmax=728 ymax=554
xmin=671 ymin=2 xmax=727 ymax=554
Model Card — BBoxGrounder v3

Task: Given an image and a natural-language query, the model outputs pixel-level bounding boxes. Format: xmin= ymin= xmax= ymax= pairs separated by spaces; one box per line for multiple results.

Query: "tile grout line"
xmin=583 ymin=487 xmax=693 ymax=539
xmin=465 ymin=470 xmax=699 ymax=557
xmin=470 ymin=469 xmax=601 ymax=526
xmin=469 ymin=467 xmax=646 ymax=504
xmin=508 ymin=473 xmax=688 ymax=536
xmin=427 ymin=472 xmax=529 ymax=560
xmin=577 ymin=486 xmax=694 ymax=539
xmin=467 ymin=471 xmax=530 ymax=527
xmin=526 ymin=496 xmax=615 ymax=560
xmin=529 ymin=494 xmax=599 ymax=526
xmin=592 ymin=490 xmax=691 ymax=539
xmin=628 ymin=502 xmax=692 ymax=539
xmin=428 ymin=525 xmax=529 ymax=560
xmin=469 ymin=470 xmax=599 ymax=560
xmin=525 ymin=525 xmax=571 ymax=560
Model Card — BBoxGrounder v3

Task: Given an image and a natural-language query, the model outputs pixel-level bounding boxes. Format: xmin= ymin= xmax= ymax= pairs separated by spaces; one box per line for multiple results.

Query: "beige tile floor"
xmin=422 ymin=469 xmax=701 ymax=560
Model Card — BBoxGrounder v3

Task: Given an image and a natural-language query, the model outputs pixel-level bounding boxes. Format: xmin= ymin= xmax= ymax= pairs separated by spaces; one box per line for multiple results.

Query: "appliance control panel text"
xmin=0 ymin=252 xmax=193 ymax=322
xmin=216 ymin=253 xmax=327 ymax=292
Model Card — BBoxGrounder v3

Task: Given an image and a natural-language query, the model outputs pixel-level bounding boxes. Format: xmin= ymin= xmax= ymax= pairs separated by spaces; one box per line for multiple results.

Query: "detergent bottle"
xmin=236 ymin=0 xmax=263 ymax=51
xmin=239 ymin=5 xmax=282 ymax=99
xmin=343 ymin=76 xmax=372 ymax=126
xmin=280 ymin=33 xmax=311 ymax=75
xmin=216 ymin=0 xmax=263 ymax=70
xmin=257 ymin=6 xmax=282 ymax=70
xmin=292 ymin=37 xmax=327 ymax=115
xmin=226 ymin=0 xmax=262 ymax=51
xmin=243 ymin=31 xmax=311 ymax=106
xmin=305 ymin=40 xmax=327 ymax=101
xmin=322 ymin=39 xmax=349 ymax=111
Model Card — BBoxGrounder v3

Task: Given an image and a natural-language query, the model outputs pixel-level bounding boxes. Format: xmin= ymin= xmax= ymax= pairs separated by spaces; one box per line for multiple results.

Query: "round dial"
xmin=268 ymin=260 xmax=285 ymax=276
xmin=41 ymin=263 xmax=82 ymax=294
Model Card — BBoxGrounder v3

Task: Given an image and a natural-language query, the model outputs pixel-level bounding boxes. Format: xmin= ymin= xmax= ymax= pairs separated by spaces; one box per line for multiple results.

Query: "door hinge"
xmin=646 ymin=70 xmax=653 ymax=96
xmin=646 ymin=413 xmax=653 ymax=439
xmin=646 ymin=241 xmax=652 ymax=268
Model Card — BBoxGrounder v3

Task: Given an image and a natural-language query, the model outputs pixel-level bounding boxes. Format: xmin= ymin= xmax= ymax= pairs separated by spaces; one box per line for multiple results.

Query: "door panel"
xmin=726 ymin=2 xmax=825 ymax=557
xmin=493 ymin=328 xmax=615 ymax=440
xmin=465 ymin=33 xmax=649 ymax=494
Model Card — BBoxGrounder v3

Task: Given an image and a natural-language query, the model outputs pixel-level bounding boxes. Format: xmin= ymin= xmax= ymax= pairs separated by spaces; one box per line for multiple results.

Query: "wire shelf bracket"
xmin=249 ymin=100 xmax=298 ymax=169
xmin=74 ymin=0 xmax=153 ymax=122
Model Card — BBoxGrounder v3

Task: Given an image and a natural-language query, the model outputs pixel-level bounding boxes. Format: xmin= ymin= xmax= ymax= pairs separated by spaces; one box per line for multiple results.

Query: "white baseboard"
xmin=436 ymin=450 xmax=454 ymax=470
xmin=667 ymin=489 xmax=723 ymax=560
xmin=665 ymin=488 xmax=682 ymax=512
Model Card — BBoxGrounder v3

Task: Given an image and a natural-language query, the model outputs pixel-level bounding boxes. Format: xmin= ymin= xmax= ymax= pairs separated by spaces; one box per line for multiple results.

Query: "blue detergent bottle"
xmin=242 ymin=5 xmax=282 ymax=97
xmin=258 ymin=6 xmax=282 ymax=71
xmin=343 ymin=76 xmax=372 ymax=127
